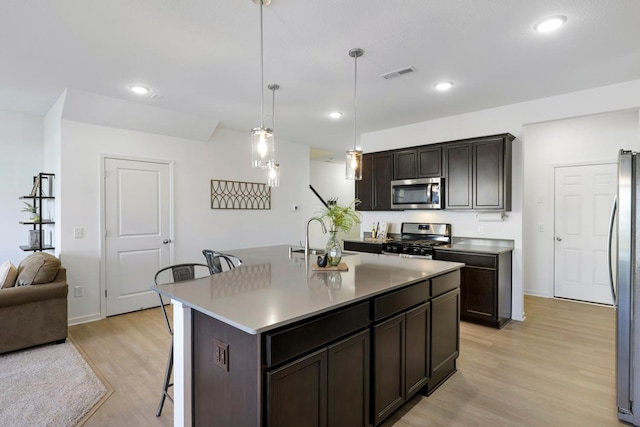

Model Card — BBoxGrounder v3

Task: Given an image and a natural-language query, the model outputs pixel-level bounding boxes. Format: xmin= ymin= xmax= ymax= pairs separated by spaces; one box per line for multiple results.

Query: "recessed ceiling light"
xmin=129 ymin=85 xmax=150 ymax=95
xmin=534 ymin=15 xmax=567 ymax=33
xmin=328 ymin=111 xmax=343 ymax=119
xmin=434 ymin=81 xmax=454 ymax=91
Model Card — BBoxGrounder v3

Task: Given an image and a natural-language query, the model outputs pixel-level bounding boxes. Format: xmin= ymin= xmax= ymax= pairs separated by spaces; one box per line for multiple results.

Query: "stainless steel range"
xmin=382 ymin=222 xmax=451 ymax=259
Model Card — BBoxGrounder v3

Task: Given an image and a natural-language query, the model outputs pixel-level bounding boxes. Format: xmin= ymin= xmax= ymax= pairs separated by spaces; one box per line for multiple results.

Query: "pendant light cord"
xmin=260 ymin=0 xmax=265 ymax=128
xmin=353 ymin=53 xmax=358 ymax=150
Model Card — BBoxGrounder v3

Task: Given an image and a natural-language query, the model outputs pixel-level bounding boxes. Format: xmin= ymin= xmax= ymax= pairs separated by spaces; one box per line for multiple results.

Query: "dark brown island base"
xmin=154 ymin=245 xmax=464 ymax=427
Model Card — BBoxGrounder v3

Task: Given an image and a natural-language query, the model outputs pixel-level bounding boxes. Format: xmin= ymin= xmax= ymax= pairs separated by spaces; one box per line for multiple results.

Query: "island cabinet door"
xmin=373 ymin=312 xmax=406 ymax=426
xmin=404 ymin=302 xmax=430 ymax=398
xmin=327 ymin=329 xmax=370 ymax=427
xmin=429 ymin=288 xmax=460 ymax=393
xmin=267 ymin=348 xmax=328 ymax=427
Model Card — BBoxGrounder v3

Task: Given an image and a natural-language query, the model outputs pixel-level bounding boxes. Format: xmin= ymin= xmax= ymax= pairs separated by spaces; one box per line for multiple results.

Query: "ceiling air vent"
xmin=379 ymin=66 xmax=416 ymax=80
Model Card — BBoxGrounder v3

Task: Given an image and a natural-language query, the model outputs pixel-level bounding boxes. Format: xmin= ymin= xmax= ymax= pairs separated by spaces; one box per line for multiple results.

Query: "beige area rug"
xmin=0 ymin=341 xmax=108 ymax=427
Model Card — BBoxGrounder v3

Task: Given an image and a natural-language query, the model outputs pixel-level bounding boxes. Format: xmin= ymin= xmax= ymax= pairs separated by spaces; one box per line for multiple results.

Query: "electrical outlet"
xmin=73 ymin=227 xmax=84 ymax=239
xmin=74 ymin=286 xmax=83 ymax=298
xmin=478 ymin=226 xmax=485 ymax=235
xmin=213 ymin=339 xmax=229 ymax=371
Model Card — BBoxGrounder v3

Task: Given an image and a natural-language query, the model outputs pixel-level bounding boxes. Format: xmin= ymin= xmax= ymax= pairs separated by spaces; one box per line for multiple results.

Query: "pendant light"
xmin=346 ymin=48 xmax=364 ymax=180
xmin=250 ymin=0 xmax=274 ymax=169
xmin=267 ymin=83 xmax=280 ymax=187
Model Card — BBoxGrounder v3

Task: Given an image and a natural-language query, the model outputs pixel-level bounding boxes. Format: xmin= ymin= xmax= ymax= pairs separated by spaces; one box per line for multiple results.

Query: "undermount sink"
xmin=290 ymin=248 xmax=325 ymax=255
xmin=289 ymin=248 xmax=356 ymax=257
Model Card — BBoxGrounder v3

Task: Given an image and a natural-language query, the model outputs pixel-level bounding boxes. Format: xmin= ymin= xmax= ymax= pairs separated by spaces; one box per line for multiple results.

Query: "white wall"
xmin=523 ymin=110 xmax=640 ymax=298
xmin=57 ymin=120 xmax=315 ymax=324
xmin=0 ymin=110 xmax=44 ymax=265
xmin=361 ymin=79 xmax=640 ymax=321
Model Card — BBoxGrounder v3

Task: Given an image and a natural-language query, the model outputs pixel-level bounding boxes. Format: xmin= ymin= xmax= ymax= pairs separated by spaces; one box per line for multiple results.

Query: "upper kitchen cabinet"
xmin=394 ymin=146 xmax=442 ymax=180
xmin=356 ymin=151 xmax=393 ymax=211
xmin=443 ymin=134 xmax=514 ymax=211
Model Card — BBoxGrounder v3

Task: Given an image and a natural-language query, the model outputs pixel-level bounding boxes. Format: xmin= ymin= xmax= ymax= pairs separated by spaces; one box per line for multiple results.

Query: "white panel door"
xmin=105 ymin=157 xmax=172 ymax=316
xmin=554 ymin=163 xmax=616 ymax=304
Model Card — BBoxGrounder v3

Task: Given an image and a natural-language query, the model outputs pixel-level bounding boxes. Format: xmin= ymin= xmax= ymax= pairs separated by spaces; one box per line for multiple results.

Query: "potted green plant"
xmin=22 ymin=202 xmax=40 ymax=223
xmin=317 ymin=198 xmax=361 ymax=266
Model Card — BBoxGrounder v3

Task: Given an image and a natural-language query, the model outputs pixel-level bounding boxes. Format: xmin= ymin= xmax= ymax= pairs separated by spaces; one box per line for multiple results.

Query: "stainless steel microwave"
xmin=391 ymin=177 xmax=443 ymax=210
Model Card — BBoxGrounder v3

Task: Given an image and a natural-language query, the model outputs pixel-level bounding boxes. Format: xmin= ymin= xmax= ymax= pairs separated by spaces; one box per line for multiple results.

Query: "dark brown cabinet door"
xmin=327 ymin=329 xmax=370 ymax=427
xmin=461 ymin=266 xmax=497 ymax=321
xmin=443 ymin=143 xmax=472 ymax=209
xmin=473 ymin=137 xmax=505 ymax=210
xmin=417 ymin=146 xmax=442 ymax=177
xmin=373 ymin=313 xmax=405 ymax=426
xmin=404 ymin=302 xmax=430 ymax=398
xmin=267 ymin=349 xmax=328 ymax=427
xmin=356 ymin=152 xmax=392 ymax=211
xmin=355 ymin=154 xmax=374 ymax=211
xmin=430 ymin=289 xmax=460 ymax=382
xmin=373 ymin=152 xmax=393 ymax=210
xmin=394 ymin=149 xmax=417 ymax=180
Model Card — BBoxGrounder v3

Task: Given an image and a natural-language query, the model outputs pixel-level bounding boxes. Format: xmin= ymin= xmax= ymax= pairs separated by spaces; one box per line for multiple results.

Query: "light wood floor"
xmin=70 ymin=295 xmax=626 ymax=426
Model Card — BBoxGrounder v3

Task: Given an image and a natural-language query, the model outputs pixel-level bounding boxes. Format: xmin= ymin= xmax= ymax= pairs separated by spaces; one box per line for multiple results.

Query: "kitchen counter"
xmin=154 ymin=244 xmax=463 ymax=334
xmin=155 ymin=244 xmax=464 ymax=427
xmin=434 ymin=237 xmax=514 ymax=255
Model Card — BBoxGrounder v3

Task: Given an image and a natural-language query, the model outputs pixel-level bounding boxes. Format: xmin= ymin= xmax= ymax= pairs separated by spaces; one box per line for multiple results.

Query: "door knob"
xmin=556 ymin=237 xmax=562 ymax=242
xmin=163 ymin=239 xmax=172 ymax=244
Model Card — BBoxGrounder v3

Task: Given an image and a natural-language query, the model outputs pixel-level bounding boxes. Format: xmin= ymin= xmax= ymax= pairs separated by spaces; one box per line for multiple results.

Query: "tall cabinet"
xmin=19 ymin=173 xmax=55 ymax=252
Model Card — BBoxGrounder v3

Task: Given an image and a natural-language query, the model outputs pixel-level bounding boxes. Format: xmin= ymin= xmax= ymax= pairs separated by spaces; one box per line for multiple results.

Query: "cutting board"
xmin=312 ymin=262 xmax=349 ymax=271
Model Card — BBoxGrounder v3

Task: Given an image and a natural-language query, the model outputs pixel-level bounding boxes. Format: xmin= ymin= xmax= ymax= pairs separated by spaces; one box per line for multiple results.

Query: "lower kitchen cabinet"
xmin=267 ymin=329 xmax=370 ymax=427
xmin=429 ymin=288 xmax=460 ymax=392
xmin=434 ymin=249 xmax=512 ymax=328
xmin=373 ymin=302 xmax=430 ymax=426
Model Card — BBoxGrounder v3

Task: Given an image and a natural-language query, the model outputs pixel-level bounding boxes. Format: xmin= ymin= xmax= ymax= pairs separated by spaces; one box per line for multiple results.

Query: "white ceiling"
xmin=1 ymin=0 xmax=639 ymax=159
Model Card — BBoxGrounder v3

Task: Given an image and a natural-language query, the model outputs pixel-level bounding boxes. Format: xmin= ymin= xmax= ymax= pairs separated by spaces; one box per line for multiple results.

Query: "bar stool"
xmin=153 ymin=263 xmax=209 ymax=417
xmin=202 ymin=249 xmax=242 ymax=274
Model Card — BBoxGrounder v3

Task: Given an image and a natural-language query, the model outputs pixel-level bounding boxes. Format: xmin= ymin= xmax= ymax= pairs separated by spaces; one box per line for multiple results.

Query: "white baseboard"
xmin=68 ymin=313 xmax=102 ymax=326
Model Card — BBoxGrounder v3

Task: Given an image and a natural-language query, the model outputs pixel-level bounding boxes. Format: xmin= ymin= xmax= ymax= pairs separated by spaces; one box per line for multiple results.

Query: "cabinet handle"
xmin=556 ymin=237 xmax=562 ymax=242
xmin=163 ymin=239 xmax=172 ymax=244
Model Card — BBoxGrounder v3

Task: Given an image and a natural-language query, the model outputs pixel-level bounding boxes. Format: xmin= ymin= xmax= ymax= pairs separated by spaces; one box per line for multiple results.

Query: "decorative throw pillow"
xmin=16 ymin=253 xmax=61 ymax=286
xmin=0 ymin=260 xmax=18 ymax=288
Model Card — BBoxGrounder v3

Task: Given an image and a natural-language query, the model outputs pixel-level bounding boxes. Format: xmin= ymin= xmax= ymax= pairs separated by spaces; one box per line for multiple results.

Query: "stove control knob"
xmin=403 ymin=247 xmax=410 ymax=254
xmin=413 ymin=248 xmax=420 ymax=254
xmin=420 ymin=249 xmax=427 ymax=256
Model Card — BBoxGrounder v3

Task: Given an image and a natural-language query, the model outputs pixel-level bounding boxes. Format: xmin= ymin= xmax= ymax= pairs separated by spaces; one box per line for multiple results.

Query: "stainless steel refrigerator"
xmin=612 ymin=149 xmax=640 ymax=425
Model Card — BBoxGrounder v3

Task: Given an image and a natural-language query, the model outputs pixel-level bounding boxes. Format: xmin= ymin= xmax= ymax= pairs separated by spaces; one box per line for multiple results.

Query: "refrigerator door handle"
xmin=608 ymin=196 xmax=617 ymax=309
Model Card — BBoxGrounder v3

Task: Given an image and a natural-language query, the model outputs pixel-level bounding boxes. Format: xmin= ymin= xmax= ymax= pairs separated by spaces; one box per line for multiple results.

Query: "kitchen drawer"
xmin=265 ymin=301 xmax=370 ymax=368
xmin=343 ymin=240 xmax=383 ymax=254
xmin=431 ymin=270 xmax=460 ymax=298
xmin=434 ymin=250 xmax=496 ymax=268
xmin=373 ymin=280 xmax=429 ymax=322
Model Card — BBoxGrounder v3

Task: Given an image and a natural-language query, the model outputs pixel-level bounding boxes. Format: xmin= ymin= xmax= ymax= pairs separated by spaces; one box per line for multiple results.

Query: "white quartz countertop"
xmin=153 ymin=245 xmax=463 ymax=335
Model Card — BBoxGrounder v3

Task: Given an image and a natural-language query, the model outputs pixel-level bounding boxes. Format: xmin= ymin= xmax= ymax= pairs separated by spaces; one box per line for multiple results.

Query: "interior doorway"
xmin=553 ymin=162 xmax=617 ymax=305
xmin=103 ymin=157 xmax=173 ymax=316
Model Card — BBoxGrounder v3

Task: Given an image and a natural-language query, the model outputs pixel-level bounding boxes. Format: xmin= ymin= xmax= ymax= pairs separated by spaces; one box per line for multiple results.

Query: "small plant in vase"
xmin=22 ymin=202 xmax=40 ymax=223
xmin=317 ymin=198 xmax=361 ymax=266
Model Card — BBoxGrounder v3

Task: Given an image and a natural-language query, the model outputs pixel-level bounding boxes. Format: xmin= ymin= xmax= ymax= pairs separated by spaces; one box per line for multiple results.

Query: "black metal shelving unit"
xmin=19 ymin=172 xmax=55 ymax=252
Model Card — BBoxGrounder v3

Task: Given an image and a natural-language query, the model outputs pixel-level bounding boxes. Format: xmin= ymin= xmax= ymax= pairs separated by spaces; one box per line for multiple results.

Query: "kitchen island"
xmin=154 ymin=245 xmax=464 ymax=427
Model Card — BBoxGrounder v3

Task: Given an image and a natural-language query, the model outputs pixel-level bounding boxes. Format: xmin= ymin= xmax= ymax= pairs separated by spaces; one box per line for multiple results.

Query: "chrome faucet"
xmin=305 ymin=217 xmax=327 ymax=260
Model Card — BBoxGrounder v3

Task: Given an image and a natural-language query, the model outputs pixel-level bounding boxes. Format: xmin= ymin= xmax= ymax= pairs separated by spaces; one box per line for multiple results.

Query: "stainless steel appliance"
xmin=382 ymin=222 xmax=451 ymax=259
xmin=391 ymin=177 xmax=443 ymax=210
xmin=611 ymin=149 xmax=640 ymax=426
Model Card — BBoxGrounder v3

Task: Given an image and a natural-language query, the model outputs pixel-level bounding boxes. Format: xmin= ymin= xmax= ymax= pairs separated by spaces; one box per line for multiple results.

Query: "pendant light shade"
xmin=250 ymin=0 xmax=275 ymax=169
xmin=346 ymin=48 xmax=364 ymax=180
xmin=267 ymin=83 xmax=280 ymax=187
xmin=251 ymin=127 xmax=274 ymax=169
xmin=267 ymin=163 xmax=280 ymax=187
